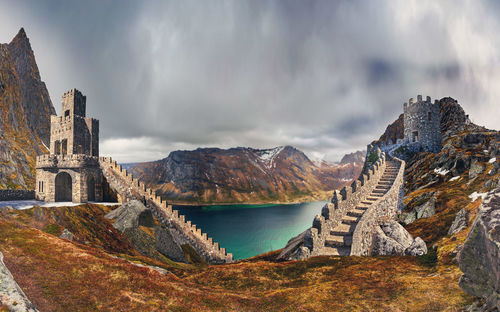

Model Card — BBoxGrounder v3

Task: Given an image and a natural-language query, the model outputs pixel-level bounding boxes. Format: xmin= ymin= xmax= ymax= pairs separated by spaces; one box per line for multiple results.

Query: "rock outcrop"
xmin=105 ymin=200 xmax=186 ymax=263
xmin=129 ymin=146 xmax=364 ymax=204
xmin=0 ymin=251 xmax=38 ymax=311
xmin=372 ymin=221 xmax=427 ymax=256
xmin=0 ymin=28 xmax=56 ymax=189
xmin=459 ymin=188 xmax=500 ymax=311
xmin=448 ymin=208 xmax=469 ymax=235
xmin=400 ymin=192 xmax=437 ymax=225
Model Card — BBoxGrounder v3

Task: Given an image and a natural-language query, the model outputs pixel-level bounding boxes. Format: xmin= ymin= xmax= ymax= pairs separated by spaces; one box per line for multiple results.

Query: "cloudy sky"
xmin=0 ymin=0 xmax=499 ymax=163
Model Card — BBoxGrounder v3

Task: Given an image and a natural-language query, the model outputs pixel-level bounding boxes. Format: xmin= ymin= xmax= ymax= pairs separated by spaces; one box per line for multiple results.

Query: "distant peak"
xmin=17 ymin=27 xmax=26 ymax=37
xmin=10 ymin=27 xmax=29 ymax=45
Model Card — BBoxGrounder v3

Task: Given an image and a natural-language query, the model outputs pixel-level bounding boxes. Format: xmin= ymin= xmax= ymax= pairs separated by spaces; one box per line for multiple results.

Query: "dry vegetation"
xmin=0 ymin=202 xmax=474 ymax=311
xmin=1 ymin=129 xmax=496 ymax=311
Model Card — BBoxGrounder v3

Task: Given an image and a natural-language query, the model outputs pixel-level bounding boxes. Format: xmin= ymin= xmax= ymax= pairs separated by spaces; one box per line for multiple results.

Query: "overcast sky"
xmin=1 ymin=0 xmax=499 ymax=163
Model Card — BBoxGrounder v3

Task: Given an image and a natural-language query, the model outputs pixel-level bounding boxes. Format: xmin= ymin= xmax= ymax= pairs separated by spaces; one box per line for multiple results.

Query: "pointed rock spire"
xmin=10 ymin=27 xmax=29 ymax=45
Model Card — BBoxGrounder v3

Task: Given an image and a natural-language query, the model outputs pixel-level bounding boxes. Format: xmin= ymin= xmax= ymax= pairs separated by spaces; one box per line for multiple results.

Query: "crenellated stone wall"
xmin=301 ymin=149 xmax=388 ymax=257
xmin=99 ymin=157 xmax=232 ymax=264
xmin=350 ymin=156 xmax=405 ymax=255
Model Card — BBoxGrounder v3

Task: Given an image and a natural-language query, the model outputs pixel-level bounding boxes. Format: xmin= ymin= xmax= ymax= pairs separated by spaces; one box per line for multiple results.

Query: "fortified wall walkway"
xmin=323 ymin=160 xmax=401 ymax=256
xmin=279 ymin=150 xmax=405 ymax=260
xmin=99 ymin=157 xmax=233 ymax=264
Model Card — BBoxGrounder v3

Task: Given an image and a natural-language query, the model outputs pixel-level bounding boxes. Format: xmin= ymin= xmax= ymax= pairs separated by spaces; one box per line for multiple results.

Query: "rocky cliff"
xmin=0 ymin=28 xmax=55 ymax=189
xmin=459 ymin=188 xmax=500 ymax=311
xmin=129 ymin=146 xmax=364 ymax=204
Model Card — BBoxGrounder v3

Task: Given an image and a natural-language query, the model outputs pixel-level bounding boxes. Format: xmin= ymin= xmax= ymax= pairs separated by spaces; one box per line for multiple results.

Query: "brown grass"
xmin=0 ymin=215 xmax=473 ymax=311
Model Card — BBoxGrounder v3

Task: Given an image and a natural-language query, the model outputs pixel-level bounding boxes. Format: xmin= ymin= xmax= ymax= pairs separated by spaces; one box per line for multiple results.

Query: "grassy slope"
xmin=0 ymin=204 xmax=473 ymax=311
xmin=2 ymin=128 xmax=496 ymax=311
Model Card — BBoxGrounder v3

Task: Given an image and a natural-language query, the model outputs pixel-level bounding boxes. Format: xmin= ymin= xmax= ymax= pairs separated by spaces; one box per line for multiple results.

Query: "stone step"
xmin=361 ymin=200 xmax=375 ymax=205
xmin=322 ymin=246 xmax=351 ymax=256
xmin=378 ymin=181 xmax=392 ymax=186
xmin=342 ymin=215 xmax=359 ymax=224
xmin=331 ymin=223 xmax=354 ymax=235
xmin=372 ymin=189 xmax=387 ymax=194
xmin=347 ymin=209 xmax=365 ymax=217
xmin=369 ymin=193 xmax=384 ymax=197
xmin=382 ymin=174 xmax=397 ymax=178
xmin=356 ymin=204 xmax=370 ymax=209
xmin=325 ymin=235 xmax=353 ymax=247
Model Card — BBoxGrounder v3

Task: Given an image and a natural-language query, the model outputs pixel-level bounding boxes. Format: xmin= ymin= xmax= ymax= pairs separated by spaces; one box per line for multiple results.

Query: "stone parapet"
xmin=99 ymin=157 xmax=233 ymax=264
xmin=351 ymin=156 xmax=405 ymax=255
xmin=304 ymin=150 xmax=387 ymax=256
xmin=36 ymin=154 xmax=100 ymax=169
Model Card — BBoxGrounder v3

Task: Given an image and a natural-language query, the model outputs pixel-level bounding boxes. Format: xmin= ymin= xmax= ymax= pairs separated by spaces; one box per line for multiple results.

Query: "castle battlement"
xmin=403 ymin=95 xmax=442 ymax=153
xmin=36 ymin=89 xmax=102 ymax=203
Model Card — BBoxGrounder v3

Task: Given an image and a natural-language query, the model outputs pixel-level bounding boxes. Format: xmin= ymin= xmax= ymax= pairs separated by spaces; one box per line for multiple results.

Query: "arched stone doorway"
xmin=87 ymin=176 xmax=95 ymax=202
xmin=55 ymin=172 xmax=72 ymax=202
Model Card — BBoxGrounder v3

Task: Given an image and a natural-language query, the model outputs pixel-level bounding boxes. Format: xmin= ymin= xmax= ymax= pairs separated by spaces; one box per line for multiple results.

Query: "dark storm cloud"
xmin=0 ymin=0 xmax=499 ymax=162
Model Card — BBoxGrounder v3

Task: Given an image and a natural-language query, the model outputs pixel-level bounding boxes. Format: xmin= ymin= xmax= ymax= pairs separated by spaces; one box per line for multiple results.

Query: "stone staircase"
xmin=322 ymin=161 xmax=401 ymax=256
xmin=99 ymin=157 xmax=233 ymax=263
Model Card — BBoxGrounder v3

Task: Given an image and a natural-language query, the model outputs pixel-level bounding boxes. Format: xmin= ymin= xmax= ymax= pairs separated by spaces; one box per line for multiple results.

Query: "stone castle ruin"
xmin=403 ymin=95 xmax=442 ymax=153
xmin=279 ymin=95 xmax=439 ymax=260
xmin=35 ymin=89 xmax=102 ymax=202
xmin=35 ymin=89 xmax=232 ymax=263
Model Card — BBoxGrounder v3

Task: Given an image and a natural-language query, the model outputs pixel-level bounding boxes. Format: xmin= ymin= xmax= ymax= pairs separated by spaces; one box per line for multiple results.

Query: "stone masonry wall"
xmin=350 ymin=156 xmax=405 ymax=255
xmin=99 ymin=157 xmax=232 ymax=264
xmin=302 ymin=150 xmax=388 ymax=256
xmin=403 ymin=95 xmax=442 ymax=153
xmin=35 ymin=155 xmax=103 ymax=203
xmin=0 ymin=189 xmax=35 ymax=201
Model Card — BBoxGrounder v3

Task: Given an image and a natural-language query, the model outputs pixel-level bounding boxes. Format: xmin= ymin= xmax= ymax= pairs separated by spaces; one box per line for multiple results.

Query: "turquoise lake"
xmin=174 ymin=201 xmax=327 ymax=260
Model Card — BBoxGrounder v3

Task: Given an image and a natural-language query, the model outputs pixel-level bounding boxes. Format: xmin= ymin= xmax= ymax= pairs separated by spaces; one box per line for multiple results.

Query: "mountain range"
xmin=129 ymin=146 xmax=364 ymax=204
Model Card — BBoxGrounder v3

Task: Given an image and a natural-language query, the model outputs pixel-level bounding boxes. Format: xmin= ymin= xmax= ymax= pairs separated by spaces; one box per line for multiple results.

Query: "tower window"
xmin=62 ymin=139 xmax=68 ymax=155
xmin=428 ymin=112 xmax=432 ymax=121
xmin=412 ymin=131 xmax=419 ymax=142
xmin=64 ymin=110 xmax=70 ymax=118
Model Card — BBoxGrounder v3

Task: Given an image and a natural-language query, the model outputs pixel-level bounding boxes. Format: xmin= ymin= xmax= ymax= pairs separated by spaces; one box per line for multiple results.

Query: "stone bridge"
xmin=99 ymin=157 xmax=233 ymax=264
xmin=279 ymin=148 xmax=405 ymax=259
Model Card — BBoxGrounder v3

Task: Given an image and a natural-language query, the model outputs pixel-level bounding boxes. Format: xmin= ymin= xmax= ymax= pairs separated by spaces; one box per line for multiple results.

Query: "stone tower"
xmin=403 ymin=95 xmax=442 ymax=153
xmin=35 ymin=89 xmax=103 ymax=203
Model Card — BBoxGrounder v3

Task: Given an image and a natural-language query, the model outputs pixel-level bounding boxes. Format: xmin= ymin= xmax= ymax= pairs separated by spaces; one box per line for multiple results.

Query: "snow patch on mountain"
xmin=256 ymin=146 xmax=284 ymax=169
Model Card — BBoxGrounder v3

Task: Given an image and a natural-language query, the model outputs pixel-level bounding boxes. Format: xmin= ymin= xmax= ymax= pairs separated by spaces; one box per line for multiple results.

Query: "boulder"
xmin=372 ymin=220 xmax=427 ymax=256
xmin=372 ymin=225 xmax=406 ymax=256
xmin=448 ymin=208 xmax=469 ymax=235
xmin=59 ymin=228 xmax=74 ymax=241
xmin=399 ymin=211 xmax=416 ymax=225
xmin=404 ymin=237 xmax=427 ymax=256
xmin=459 ymin=188 xmax=500 ymax=311
xmin=415 ymin=195 xmax=436 ymax=219
xmin=0 ymin=252 xmax=38 ymax=311
xmin=401 ymin=192 xmax=437 ymax=224
xmin=105 ymin=200 xmax=154 ymax=232
xmin=277 ymin=230 xmax=307 ymax=260
xmin=379 ymin=221 xmax=414 ymax=247
xmin=469 ymin=159 xmax=485 ymax=180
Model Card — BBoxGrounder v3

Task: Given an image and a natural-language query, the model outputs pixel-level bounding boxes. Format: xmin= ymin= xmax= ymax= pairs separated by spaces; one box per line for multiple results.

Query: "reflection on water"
xmin=174 ymin=202 xmax=326 ymax=260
